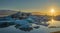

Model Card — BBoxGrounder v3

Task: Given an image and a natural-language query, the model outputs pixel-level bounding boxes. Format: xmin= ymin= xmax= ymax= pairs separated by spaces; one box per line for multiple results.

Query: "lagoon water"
xmin=0 ymin=19 xmax=60 ymax=33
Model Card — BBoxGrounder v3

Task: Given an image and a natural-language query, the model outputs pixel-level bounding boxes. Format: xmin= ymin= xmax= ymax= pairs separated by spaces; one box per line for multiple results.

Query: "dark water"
xmin=0 ymin=20 xmax=60 ymax=33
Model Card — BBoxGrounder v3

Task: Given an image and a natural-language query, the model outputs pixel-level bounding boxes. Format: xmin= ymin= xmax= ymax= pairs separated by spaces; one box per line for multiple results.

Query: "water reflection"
xmin=0 ymin=22 xmax=15 ymax=28
xmin=0 ymin=22 xmax=40 ymax=32
xmin=15 ymin=24 xmax=33 ymax=32
xmin=48 ymin=19 xmax=55 ymax=26
xmin=0 ymin=19 xmax=60 ymax=33
xmin=48 ymin=19 xmax=60 ymax=27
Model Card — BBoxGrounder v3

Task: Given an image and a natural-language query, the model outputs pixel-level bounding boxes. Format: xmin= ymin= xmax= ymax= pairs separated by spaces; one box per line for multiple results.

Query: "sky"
xmin=0 ymin=0 xmax=60 ymax=12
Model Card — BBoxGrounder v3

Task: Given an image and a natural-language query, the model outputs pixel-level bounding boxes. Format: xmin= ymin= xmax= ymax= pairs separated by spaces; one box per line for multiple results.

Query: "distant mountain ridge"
xmin=0 ymin=10 xmax=18 ymax=17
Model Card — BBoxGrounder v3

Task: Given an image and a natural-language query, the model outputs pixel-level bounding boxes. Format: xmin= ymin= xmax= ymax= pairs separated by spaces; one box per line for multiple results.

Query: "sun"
xmin=50 ymin=8 xmax=55 ymax=16
xmin=51 ymin=9 xmax=55 ymax=13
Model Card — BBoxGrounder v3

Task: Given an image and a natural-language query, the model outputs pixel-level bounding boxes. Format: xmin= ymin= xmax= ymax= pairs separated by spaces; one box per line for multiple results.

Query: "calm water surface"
xmin=0 ymin=19 xmax=60 ymax=33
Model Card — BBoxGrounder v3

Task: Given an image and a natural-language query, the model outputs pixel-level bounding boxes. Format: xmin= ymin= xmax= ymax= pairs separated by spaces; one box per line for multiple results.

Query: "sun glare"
xmin=50 ymin=8 xmax=55 ymax=16
xmin=51 ymin=9 xmax=55 ymax=13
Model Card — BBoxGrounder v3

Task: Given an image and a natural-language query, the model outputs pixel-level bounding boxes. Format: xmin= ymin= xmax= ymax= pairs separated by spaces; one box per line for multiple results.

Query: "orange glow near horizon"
xmin=32 ymin=6 xmax=60 ymax=16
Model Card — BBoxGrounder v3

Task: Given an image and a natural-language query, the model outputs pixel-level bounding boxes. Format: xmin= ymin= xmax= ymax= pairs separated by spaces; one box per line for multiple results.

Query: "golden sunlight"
xmin=51 ymin=19 xmax=55 ymax=22
xmin=50 ymin=8 xmax=55 ymax=16
xmin=51 ymin=9 xmax=54 ymax=13
xmin=48 ymin=19 xmax=56 ymax=26
xmin=49 ymin=19 xmax=55 ymax=24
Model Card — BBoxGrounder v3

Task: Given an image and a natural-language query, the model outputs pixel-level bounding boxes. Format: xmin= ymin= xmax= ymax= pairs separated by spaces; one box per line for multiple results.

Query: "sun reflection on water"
xmin=51 ymin=19 xmax=55 ymax=24
xmin=48 ymin=19 xmax=56 ymax=26
xmin=48 ymin=18 xmax=60 ymax=27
